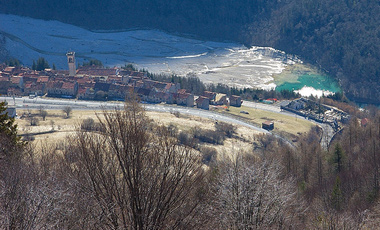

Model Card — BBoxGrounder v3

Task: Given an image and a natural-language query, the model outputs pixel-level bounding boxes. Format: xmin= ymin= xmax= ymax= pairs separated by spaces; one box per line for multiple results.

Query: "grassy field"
xmin=16 ymin=109 xmax=100 ymax=148
xmin=212 ymin=105 xmax=315 ymax=139
xmin=15 ymin=108 xmax=261 ymax=155
xmin=14 ymin=103 xmax=315 ymax=154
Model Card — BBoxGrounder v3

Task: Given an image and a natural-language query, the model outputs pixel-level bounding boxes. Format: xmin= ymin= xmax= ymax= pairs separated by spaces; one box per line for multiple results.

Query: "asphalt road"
xmin=1 ymin=96 xmax=334 ymax=148
xmin=242 ymin=100 xmax=335 ymax=149
xmin=1 ymin=96 xmax=268 ymax=133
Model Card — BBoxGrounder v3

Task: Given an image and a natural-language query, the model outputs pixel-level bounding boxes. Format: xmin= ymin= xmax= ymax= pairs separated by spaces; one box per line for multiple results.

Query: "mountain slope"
xmin=1 ymin=0 xmax=379 ymax=103
xmin=244 ymin=0 xmax=380 ymax=103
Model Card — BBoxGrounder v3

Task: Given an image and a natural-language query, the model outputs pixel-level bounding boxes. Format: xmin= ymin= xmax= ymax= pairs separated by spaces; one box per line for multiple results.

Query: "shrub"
xmin=81 ymin=118 xmax=95 ymax=131
xmin=200 ymin=146 xmax=218 ymax=165
xmin=215 ymin=122 xmax=236 ymax=138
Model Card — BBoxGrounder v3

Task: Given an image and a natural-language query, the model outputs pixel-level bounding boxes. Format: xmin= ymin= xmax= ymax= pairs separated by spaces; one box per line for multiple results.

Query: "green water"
xmin=275 ymin=73 xmax=340 ymax=93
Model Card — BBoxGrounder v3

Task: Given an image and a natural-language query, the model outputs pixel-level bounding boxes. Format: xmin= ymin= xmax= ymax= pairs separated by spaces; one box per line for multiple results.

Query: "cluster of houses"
xmin=196 ymin=91 xmax=242 ymax=110
xmin=0 ymin=63 xmax=243 ymax=110
xmin=281 ymin=97 xmax=350 ymax=130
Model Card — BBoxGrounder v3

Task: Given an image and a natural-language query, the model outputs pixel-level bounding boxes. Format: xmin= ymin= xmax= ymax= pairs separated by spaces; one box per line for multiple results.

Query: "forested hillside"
xmin=1 ymin=0 xmax=379 ymax=103
xmin=246 ymin=0 xmax=380 ymax=104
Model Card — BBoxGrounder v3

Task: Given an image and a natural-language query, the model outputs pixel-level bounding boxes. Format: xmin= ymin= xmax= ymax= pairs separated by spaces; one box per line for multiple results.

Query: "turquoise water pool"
xmin=275 ymin=73 xmax=340 ymax=95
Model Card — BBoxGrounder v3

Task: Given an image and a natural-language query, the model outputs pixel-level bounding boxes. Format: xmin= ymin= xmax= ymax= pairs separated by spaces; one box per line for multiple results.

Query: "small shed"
xmin=262 ymin=121 xmax=274 ymax=130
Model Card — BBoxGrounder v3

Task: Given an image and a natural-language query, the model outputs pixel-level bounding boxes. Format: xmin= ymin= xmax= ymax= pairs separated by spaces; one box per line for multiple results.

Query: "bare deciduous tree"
xmin=28 ymin=116 xmax=39 ymax=126
xmin=40 ymin=110 xmax=48 ymax=121
xmin=0 ymin=140 xmax=71 ymax=229
xmin=64 ymin=99 xmax=206 ymax=229
xmin=210 ymin=153 xmax=305 ymax=229
xmin=62 ymin=106 xmax=72 ymax=119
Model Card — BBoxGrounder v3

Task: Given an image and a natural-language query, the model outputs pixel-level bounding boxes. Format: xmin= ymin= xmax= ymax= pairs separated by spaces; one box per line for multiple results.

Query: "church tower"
xmin=66 ymin=51 xmax=76 ymax=76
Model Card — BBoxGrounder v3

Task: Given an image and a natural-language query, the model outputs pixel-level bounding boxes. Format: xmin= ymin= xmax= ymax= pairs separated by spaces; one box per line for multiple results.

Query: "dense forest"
xmin=0 ymin=0 xmax=379 ymax=103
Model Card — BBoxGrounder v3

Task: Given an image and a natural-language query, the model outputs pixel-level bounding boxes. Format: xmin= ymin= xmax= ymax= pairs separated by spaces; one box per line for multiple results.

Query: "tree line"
xmin=148 ymin=71 xmax=301 ymax=100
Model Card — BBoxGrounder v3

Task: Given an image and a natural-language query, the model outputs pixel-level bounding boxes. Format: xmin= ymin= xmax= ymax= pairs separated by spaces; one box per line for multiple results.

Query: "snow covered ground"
xmin=1 ymin=14 xmax=299 ymax=90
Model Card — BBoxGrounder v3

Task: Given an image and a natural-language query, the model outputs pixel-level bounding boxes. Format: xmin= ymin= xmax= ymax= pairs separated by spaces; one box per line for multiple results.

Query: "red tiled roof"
xmin=62 ymin=82 xmax=75 ymax=89
xmin=78 ymin=82 xmax=95 ymax=88
xmin=165 ymin=83 xmax=174 ymax=90
xmin=76 ymin=68 xmax=118 ymax=76
xmin=4 ymin=67 xmax=15 ymax=73
xmin=22 ymin=73 xmax=39 ymax=78
xmin=177 ymin=92 xmax=191 ymax=99
xmin=196 ymin=96 xmax=209 ymax=103
xmin=78 ymin=87 xmax=88 ymax=95
xmin=76 ymin=77 xmax=93 ymax=84
xmin=37 ymin=76 xmax=49 ymax=83
xmin=177 ymin=89 xmax=187 ymax=94
xmin=26 ymin=83 xmax=43 ymax=91
xmin=119 ymin=70 xmax=132 ymax=76
xmin=0 ymin=76 xmax=9 ymax=81
xmin=10 ymin=77 xmax=22 ymax=84
xmin=24 ymin=83 xmax=33 ymax=88
xmin=262 ymin=121 xmax=274 ymax=126
xmin=47 ymin=81 xmax=63 ymax=89
xmin=202 ymin=91 xmax=216 ymax=99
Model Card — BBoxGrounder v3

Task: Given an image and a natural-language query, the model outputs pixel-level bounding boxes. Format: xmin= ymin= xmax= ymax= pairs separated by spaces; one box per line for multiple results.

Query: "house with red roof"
xmin=196 ymin=96 xmax=210 ymax=110
xmin=24 ymin=82 xmax=44 ymax=96
xmin=61 ymin=81 xmax=78 ymax=97
xmin=46 ymin=81 xmax=63 ymax=96
xmin=46 ymin=81 xmax=77 ymax=97
xmin=153 ymin=92 xmax=174 ymax=104
xmin=10 ymin=76 xmax=23 ymax=89
xmin=108 ymin=84 xmax=133 ymax=100
xmin=78 ymin=87 xmax=95 ymax=100
xmin=202 ymin=91 xmax=216 ymax=101
xmin=37 ymin=76 xmax=50 ymax=84
xmin=3 ymin=67 xmax=16 ymax=75
xmin=107 ymin=76 xmax=123 ymax=84
xmin=175 ymin=92 xmax=194 ymax=107
xmin=201 ymin=91 xmax=227 ymax=105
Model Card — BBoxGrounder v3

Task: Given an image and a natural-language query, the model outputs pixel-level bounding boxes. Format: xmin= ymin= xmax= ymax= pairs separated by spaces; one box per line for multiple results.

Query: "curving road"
xmin=0 ymin=96 xmax=268 ymax=134
xmin=2 ymin=96 xmax=334 ymax=148
xmin=242 ymin=100 xmax=334 ymax=149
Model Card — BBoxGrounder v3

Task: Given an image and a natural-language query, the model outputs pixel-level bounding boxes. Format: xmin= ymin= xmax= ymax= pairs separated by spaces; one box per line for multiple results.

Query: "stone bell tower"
xmin=66 ymin=51 xmax=76 ymax=76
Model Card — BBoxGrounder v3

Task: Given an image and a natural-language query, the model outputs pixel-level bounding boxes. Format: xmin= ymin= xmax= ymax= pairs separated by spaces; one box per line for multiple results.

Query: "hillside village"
xmin=0 ymin=53 xmax=349 ymax=134
xmin=0 ymin=53 xmax=242 ymax=110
